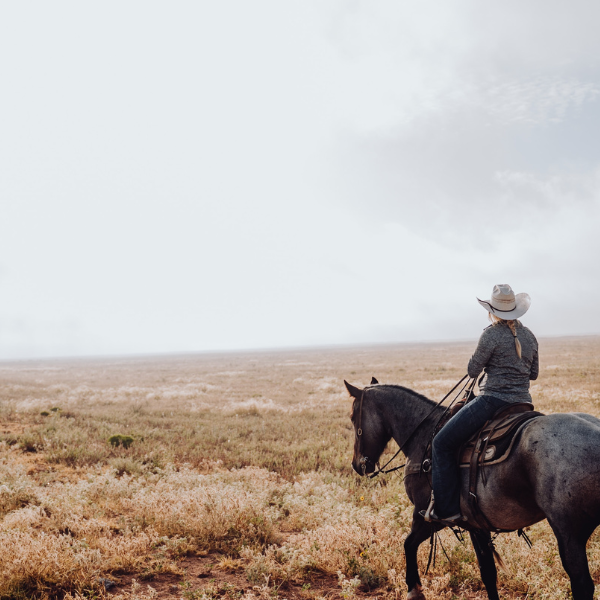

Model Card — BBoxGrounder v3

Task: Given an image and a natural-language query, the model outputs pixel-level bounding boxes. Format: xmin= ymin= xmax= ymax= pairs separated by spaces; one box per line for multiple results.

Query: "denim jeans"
xmin=432 ymin=395 xmax=509 ymax=517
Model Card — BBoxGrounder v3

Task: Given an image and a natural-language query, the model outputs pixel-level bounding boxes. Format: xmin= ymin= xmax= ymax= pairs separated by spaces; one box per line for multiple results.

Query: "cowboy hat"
xmin=477 ymin=284 xmax=531 ymax=320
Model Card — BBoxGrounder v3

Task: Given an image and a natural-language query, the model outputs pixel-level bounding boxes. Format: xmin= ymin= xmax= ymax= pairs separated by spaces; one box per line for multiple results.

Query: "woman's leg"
xmin=432 ymin=395 xmax=509 ymax=518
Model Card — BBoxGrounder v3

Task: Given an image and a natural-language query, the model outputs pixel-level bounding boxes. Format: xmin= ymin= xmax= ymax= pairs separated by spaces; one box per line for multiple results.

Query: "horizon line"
xmin=1 ymin=332 xmax=599 ymax=364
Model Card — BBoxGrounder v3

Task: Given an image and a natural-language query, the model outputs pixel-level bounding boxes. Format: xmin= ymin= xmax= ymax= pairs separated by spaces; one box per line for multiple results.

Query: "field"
xmin=1 ymin=336 xmax=600 ymax=600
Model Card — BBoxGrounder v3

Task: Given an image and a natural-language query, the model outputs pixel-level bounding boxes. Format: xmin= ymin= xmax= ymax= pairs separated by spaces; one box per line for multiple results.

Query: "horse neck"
xmin=376 ymin=386 xmax=444 ymax=460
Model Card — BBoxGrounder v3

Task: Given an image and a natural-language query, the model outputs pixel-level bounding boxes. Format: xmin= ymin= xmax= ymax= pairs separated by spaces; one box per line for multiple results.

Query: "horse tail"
xmin=473 ymin=531 xmax=507 ymax=573
xmin=492 ymin=545 xmax=506 ymax=572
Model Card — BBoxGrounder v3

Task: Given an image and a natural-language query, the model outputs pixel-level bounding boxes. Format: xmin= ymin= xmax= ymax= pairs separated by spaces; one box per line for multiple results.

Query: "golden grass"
xmin=0 ymin=336 xmax=599 ymax=599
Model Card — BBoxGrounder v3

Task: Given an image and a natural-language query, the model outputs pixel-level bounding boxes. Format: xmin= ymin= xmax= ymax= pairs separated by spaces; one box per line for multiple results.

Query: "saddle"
xmin=458 ymin=402 xmax=542 ymax=468
xmin=405 ymin=401 xmax=542 ymax=477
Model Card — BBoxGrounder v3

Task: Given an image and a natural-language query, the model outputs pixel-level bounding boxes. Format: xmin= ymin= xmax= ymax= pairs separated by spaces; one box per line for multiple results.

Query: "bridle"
xmin=354 ymin=389 xmax=370 ymax=475
xmin=354 ymin=374 xmax=470 ymax=479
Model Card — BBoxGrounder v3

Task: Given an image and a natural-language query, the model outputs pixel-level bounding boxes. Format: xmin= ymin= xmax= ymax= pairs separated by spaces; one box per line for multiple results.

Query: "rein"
xmin=358 ymin=374 xmax=470 ymax=479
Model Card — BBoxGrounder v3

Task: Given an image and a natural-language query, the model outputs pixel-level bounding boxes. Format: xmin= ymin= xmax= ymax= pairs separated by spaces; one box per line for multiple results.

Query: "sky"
xmin=1 ymin=1 xmax=599 ymax=359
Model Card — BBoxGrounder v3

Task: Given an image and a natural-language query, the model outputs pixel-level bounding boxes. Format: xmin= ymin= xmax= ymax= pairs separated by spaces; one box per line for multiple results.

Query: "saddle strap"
xmin=478 ymin=414 xmax=510 ymax=486
xmin=468 ymin=429 xmax=496 ymax=530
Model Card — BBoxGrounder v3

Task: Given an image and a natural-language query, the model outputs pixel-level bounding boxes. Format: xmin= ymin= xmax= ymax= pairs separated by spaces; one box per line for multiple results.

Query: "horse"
xmin=344 ymin=379 xmax=600 ymax=600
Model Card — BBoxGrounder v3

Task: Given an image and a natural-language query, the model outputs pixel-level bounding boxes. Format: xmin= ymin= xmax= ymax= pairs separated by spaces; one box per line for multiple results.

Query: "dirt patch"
xmin=0 ymin=421 xmax=27 ymax=435
xmin=108 ymin=553 xmax=343 ymax=599
xmin=8 ymin=449 xmax=91 ymax=483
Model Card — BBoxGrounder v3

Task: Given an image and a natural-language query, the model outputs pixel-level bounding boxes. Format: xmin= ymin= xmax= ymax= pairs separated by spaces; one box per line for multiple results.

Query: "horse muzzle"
xmin=352 ymin=455 xmax=375 ymax=475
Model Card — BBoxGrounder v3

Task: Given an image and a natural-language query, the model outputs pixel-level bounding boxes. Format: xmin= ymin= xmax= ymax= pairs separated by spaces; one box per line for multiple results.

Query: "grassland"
xmin=1 ymin=337 xmax=600 ymax=599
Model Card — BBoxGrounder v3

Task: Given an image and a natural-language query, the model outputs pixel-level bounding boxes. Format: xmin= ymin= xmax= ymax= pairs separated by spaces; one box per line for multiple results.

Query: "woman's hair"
xmin=488 ymin=313 xmax=522 ymax=358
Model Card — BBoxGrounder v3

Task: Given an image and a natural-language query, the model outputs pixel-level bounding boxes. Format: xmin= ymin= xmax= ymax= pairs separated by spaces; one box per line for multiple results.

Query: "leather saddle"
xmin=458 ymin=402 xmax=543 ymax=468
xmin=404 ymin=400 xmax=543 ymax=478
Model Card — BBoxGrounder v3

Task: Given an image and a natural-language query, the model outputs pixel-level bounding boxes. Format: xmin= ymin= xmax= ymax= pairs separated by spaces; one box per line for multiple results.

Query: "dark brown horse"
xmin=345 ymin=380 xmax=600 ymax=600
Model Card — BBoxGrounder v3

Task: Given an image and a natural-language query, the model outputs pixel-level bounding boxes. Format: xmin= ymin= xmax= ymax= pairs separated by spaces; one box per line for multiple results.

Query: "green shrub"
xmin=40 ymin=411 xmax=50 ymax=417
xmin=108 ymin=434 xmax=134 ymax=449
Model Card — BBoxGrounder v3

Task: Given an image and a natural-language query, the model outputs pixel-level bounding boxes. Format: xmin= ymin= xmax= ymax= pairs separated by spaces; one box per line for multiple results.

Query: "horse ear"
xmin=344 ymin=380 xmax=362 ymax=399
xmin=370 ymin=377 xmax=379 ymax=385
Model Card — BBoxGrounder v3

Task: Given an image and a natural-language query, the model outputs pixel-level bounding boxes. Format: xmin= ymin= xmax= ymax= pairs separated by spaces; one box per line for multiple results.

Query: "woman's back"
xmin=468 ymin=320 xmax=539 ymax=403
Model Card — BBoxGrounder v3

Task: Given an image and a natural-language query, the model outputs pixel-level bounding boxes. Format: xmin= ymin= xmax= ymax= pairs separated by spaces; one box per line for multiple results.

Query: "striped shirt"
xmin=468 ymin=321 xmax=539 ymax=403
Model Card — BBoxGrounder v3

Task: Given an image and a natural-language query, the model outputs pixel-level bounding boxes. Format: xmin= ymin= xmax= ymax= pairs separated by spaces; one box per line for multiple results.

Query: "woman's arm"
xmin=468 ymin=328 xmax=495 ymax=378
xmin=530 ymin=346 xmax=539 ymax=381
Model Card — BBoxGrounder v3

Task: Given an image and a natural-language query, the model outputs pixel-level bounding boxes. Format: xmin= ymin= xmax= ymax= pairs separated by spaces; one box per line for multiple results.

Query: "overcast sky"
xmin=1 ymin=1 xmax=599 ymax=359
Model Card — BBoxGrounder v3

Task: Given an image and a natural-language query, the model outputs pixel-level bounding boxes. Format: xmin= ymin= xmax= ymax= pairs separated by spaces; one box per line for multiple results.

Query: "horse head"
xmin=344 ymin=380 xmax=390 ymax=475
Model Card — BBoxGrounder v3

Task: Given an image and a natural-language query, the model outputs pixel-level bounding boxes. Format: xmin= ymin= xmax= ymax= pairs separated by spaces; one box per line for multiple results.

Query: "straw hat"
xmin=477 ymin=284 xmax=531 ymax=320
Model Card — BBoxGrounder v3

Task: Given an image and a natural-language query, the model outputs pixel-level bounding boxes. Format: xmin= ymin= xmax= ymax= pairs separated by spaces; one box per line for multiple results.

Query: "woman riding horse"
xmin=428 ymin=284 xmax=539 ymax=526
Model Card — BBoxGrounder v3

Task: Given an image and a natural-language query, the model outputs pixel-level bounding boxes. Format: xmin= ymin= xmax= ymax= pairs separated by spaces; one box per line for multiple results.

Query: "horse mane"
xmin=368 ymin=384 xmax=438 ymax=407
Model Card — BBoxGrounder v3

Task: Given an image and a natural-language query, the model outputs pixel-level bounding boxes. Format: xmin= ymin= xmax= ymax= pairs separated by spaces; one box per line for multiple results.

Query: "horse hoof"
xmin=407 ymin=586 xmax=426 ymax=600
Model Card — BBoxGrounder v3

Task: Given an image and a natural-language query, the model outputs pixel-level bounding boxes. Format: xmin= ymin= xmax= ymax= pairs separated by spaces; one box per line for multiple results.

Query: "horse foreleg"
xmin=548 ymin=519 xmax=594 ymax=600
xmin=404 ymin=512 xmax=437 ymax=600
xmin=469 ymin=530 xmax=499 ymax=600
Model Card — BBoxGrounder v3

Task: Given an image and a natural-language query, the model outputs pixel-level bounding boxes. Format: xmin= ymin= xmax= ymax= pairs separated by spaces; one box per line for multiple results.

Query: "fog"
xmin=1 ymin=2 xmax=599 ymax=359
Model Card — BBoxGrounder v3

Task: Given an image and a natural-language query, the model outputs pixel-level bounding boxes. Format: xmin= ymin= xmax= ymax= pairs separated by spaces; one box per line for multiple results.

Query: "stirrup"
xmin=419 ymin=509 xmax=465 ymax=527
xmin=422 ymin=491 xmax=435 ymax=522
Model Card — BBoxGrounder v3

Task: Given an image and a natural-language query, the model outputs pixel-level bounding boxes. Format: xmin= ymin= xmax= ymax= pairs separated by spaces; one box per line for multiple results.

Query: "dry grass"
xmin=0 ymin=337 xmax=599 ymax=599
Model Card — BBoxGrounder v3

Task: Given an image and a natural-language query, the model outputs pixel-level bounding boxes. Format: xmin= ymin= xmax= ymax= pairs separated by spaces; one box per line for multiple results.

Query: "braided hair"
xmin=489 ymin=313 xmax=522 ymax=358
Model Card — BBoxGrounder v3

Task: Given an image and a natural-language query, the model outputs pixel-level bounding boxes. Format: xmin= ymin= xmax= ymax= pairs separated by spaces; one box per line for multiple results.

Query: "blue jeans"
xmin=432 ymin=395 xmax=509 ymax=517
